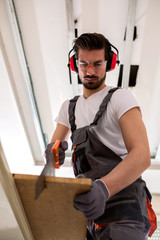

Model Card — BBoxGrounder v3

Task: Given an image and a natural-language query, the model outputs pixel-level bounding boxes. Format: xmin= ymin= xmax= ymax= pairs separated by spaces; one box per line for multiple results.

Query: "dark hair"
xmin=73 ymin=33 xmax=111 ymax=60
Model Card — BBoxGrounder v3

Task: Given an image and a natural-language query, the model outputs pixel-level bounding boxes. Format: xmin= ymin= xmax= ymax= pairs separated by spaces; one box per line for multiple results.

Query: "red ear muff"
xmin=106 ymin=51 xmax=118 ymax=72
xmin=111 ymin=52 xmax=117 ymax=71
xmin=69 ymin=54 xmax=78 ymax=73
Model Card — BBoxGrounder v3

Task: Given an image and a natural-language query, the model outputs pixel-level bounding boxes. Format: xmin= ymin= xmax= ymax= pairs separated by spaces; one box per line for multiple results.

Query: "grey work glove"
xmin=45 ymin=140 xmax=68 ymax=165
xmin=74 ymin=179 xmax=110 ymax=219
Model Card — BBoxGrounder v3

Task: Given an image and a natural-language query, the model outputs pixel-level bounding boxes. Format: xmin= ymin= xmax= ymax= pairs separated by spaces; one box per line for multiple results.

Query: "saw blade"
xmin=35 ymin=140 xmax=61 ymax=200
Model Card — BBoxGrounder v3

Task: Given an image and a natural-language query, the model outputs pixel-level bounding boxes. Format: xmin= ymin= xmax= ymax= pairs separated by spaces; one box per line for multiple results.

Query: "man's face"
xmin=77 ymin=49 xmax=106 ymax=90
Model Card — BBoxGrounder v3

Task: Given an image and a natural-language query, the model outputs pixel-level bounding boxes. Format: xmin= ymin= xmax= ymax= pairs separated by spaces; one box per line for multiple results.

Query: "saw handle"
xmin=51 ymin=140 xmax=61 ymax=169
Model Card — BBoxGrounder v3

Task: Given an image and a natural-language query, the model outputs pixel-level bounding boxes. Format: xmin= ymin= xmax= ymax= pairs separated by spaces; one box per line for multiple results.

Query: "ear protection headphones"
xmin=68 ymin=42 xmax=120 ymax=74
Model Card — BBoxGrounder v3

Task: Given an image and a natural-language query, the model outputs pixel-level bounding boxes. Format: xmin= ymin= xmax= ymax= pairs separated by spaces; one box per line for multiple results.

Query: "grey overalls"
xmin=69 ymin=88 xmax=154 ymax=239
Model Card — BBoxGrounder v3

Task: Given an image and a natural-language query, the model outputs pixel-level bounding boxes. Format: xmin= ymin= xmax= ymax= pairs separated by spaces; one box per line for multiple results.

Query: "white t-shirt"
xmin=56 ymin=86 xmax=139 ymax=159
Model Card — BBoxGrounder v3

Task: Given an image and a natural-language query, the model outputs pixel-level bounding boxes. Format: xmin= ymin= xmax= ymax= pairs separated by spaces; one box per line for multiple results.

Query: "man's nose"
xmin=86 ymin=65 xmax=96 ymax=75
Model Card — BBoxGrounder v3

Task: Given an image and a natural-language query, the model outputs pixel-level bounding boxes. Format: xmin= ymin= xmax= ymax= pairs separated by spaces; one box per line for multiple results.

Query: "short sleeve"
xmin=55 ymin=100 xmax=70 ymax=128
xmin=110 ymin=88 xmax=140 ymax=120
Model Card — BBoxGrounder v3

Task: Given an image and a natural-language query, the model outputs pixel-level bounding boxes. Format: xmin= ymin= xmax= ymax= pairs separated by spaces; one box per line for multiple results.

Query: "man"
xmin=46 ymin=33 xmax=154 ymax=239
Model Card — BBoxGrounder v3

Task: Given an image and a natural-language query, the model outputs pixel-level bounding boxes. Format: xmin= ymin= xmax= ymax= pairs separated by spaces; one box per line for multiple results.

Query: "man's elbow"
xmin=143 ymin=148 xmax=151 ymax=170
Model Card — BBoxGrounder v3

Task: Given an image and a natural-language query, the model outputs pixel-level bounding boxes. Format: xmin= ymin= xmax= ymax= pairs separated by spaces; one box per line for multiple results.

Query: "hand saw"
xmin=35 ymin=140 xmax=61 ymax=200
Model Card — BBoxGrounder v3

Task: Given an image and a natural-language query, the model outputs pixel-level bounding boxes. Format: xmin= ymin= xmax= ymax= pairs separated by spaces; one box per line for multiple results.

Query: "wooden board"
xmin=14 ymin=174 xmax=91 ymax=240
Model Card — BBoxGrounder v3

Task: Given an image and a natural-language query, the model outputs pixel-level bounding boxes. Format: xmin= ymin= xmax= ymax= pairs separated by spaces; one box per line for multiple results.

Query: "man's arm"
xmin=50 ymin=123 xmax=70 ymax=142
xmin=101 ymin=107 xmax=151 ymax=197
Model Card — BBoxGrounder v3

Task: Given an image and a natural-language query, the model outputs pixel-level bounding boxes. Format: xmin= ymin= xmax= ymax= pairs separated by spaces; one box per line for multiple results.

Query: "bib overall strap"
xmin=91 ymin=87 xmax=119 ymax=126
xmin=69 ymin=95 xmax=80 ymax=132
xmin=69 ymin=87 xmax=119 ymax=132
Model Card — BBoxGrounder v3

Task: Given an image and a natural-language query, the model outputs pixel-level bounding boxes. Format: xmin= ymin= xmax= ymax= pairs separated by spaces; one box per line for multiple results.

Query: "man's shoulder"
xmin=111 ymin=87 xmax=136 ymax=100
xmin=61 ymin=99 xmax=70 ymax=110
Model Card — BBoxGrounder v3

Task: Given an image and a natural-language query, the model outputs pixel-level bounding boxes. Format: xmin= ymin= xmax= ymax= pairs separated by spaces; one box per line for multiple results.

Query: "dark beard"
xmin=80 ymin=74 xmax=106 ymax=90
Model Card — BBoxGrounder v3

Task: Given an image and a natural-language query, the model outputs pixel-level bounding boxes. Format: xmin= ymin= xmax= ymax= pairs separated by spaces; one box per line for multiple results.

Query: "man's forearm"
xmin=101 ymin=148 xmax=151 ymax=197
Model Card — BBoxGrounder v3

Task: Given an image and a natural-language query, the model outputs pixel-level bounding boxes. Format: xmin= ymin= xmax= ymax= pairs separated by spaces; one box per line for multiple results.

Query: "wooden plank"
xmin=14 ymin=174 xmax=91 ymax=240
xmin=0 ymin=143 xmax=34 ymax=240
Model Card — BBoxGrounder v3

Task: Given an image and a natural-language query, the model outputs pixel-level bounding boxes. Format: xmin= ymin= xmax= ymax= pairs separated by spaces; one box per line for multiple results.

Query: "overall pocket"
xmin=94 ymin=197 xmax=142 ymax=226
xmin=72 ymin=146 xmax=91 ymax=176
xmin=71 ymin=127 xmax=92 ymax=176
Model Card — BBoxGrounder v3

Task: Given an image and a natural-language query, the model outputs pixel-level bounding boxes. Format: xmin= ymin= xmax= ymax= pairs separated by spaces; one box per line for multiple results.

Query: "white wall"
xmin=14 ymin=0 xmax=73 ymax=141
xmin=136 ymin=0 xmax=160 ymax=156
xmin=0 ymin=47 xmax=34 ymax=173
xmin=0 ymin=0 xmax=46 ymax=164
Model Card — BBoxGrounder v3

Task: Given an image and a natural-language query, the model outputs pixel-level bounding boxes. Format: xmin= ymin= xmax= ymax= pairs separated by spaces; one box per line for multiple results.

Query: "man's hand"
xmin=74 ymin=179 xmax=110 ymax=219
xmin=45 ymin=141 xmax=68 ymax=165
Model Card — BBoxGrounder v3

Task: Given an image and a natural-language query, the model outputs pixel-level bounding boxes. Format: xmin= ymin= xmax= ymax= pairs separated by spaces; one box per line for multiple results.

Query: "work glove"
xmin=45 ymin=140 xmax=68 ymax=165
xmin=74 ymin=179 xmax=110 ymax=220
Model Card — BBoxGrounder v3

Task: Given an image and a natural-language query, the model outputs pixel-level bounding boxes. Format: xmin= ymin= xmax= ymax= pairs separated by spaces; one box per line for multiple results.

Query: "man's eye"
xmin=81 ymin=63 xmax=88 ymax=67
xmin=94 ymin=63 xmax=102 ymax=67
